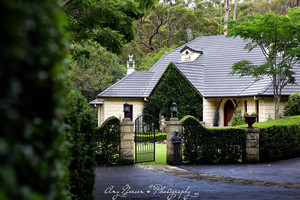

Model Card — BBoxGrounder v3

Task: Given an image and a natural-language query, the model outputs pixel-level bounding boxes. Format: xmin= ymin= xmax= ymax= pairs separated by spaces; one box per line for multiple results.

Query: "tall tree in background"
xmin=228 ymin=7 xmax=300 ymax=119
xmin=63 ymin=0 xmax=157 ymax=54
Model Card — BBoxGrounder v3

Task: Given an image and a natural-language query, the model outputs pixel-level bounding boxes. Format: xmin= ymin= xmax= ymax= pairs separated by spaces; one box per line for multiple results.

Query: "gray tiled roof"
xmin=97 ymin=71 xmax=155 ymax=98
xmin=97 ymin=35 xmax=300 ymax=99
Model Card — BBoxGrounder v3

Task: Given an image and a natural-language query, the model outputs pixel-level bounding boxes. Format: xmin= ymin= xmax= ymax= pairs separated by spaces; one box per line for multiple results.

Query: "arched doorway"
xmin=224 ymin=100 xmax=234 ymax=126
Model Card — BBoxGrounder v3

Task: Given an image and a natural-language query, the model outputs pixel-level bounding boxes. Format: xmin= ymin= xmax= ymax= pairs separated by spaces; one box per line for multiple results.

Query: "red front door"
xmin=224 ymin=100 xmax=234 ymax=126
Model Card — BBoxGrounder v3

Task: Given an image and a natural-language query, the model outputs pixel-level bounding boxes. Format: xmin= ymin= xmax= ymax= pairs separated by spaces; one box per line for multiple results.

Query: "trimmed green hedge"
xmin=95 ymin=116 xmax=120 ymax=165
xmin=65 ymin=91 xmax=97 ymax=200
xmin=182 ymin=116 xmax=246 ymax=164
xmin=136 ymin=132 xmax=167 ymax=142
xmin=260 ymin=125 xmax=300 ymax=162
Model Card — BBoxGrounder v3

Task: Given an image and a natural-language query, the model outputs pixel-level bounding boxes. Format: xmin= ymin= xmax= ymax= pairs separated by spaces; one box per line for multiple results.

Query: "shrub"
xmin=260 ymin=124 xmax=300 ymax=162
xmin=182 ymin=116 xmax=246 ymax=164
xmin=230 ymin=108 xmax=246 ymax=126
xmin=0 ymin=0 xmax=68 ymax=199
xmin=65 ymin=91 xmax=97 ymax=200
xmin=284 ymin=92 xmax=300 ymax=116
xmin=95 ymin=116 xmax=121 ymax=165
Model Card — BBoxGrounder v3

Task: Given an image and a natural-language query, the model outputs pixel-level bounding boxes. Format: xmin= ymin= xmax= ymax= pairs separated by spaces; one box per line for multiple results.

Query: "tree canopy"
xmin=227 ymin=7 xmax=300 ymax=119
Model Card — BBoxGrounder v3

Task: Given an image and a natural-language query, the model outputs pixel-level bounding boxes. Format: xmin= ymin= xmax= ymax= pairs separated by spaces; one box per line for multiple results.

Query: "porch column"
xmin=165 ymin=118 xmax=183 ymax=165
xmin=120 ymin=118 xmax=135 ymax=165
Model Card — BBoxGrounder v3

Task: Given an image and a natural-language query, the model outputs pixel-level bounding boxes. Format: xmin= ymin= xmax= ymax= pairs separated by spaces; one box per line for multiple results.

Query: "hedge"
xmin=260 ymin=124 xmax=300 ymax=162
xmin=136 ymin=132 xmax=167 ymax=142
xmin=65 ymin=91 xmax=97 ymax=200
xmin=95 ymin=116 xmax=120 ymax=165
xmin=182 ymin=116 xmax=246 ymax=164
xmin=0 ymin=0 xmax=68 ymax=199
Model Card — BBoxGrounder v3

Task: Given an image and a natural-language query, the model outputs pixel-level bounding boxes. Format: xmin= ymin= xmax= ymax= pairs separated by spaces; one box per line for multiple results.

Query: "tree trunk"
xmin=233 ymin=0 xmax=238 ymax=20
xmin=223 ymin=0 xmax=231 ymax=34
xmin=274 ymin=95 xmax=281 ymax=119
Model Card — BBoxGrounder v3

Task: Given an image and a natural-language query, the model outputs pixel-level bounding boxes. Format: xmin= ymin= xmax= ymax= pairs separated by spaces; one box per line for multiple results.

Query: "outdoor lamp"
xmin=123 ymin=101 xmax=130 ymax=118
xmin=171 ymin=102 xmax=177 ymax=118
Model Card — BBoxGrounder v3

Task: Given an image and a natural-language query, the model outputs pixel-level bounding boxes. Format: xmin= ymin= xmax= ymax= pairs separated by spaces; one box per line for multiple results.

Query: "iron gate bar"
xmin=135 ymin=114 xmax=155 ymax=163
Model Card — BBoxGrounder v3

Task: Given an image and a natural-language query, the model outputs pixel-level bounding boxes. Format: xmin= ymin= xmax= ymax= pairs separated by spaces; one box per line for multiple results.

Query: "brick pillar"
xmin=120 ymin=118 xmax=134 ymax=165
xmin=246 ymin=128 xmax=260 ymax=162
xmin=165 ymin=118 xmax=183 ymax=165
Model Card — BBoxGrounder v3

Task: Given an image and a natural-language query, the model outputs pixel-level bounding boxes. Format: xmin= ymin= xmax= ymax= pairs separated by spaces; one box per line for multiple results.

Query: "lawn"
xmin=136 ymin=144 xmax=166 ymax=165
xmin=211 ymin=115 xmax=300 ymax=129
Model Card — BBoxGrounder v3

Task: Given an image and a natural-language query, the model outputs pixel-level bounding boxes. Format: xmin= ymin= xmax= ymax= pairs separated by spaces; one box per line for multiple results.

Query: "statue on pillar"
xmin=172 ymin=130 xmax=182 ymax=165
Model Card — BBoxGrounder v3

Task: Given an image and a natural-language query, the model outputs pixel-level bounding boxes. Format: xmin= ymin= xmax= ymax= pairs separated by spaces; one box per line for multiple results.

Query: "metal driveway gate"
xmin=135 ymin=114 xmax=155 ymax=163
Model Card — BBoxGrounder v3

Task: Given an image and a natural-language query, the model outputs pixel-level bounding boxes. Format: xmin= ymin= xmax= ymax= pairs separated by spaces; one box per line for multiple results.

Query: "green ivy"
xmin=95 ymin=116 xmax=121 ymax=165
xmin=260 ymin=125 xmax=300 ymax=162
xmin=144 ymin=63 xmax=203 ymax=128
xmin=182 ymin=116 xmax=246 ymax=164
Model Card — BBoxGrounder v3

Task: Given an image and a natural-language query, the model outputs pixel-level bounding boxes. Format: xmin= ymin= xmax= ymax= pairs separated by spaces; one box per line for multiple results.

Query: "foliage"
xmin=63 ymin=0 xmax=156 ymax=54
xmin=182 ymin=116 xmax=246 ymax=164
xmin=213 ymin=106 xmax=220 ymax=126
xmin=227 ymin=8 xmax=300 ymax=119
xmin=138 ymin=132 xmax=166 ymax=142
xmin=69 ymin=41 xmax=125 ymax=101
xmin=260 ymin=124 xmax=300 ymax=162
xmin=284 ymin=92 xmax=300 ymax=116
xmin=144 ymin=63 xmax=203 ymax=128
xmin=65 ymin=90 xmax=97 ymax=200
xmin=230 ymin=108 xmax=246 ymax=126
xmin=95 ymin=116 xmax=121 ymax=165
xmin=0 ymin=0 xmax=69 ymax=199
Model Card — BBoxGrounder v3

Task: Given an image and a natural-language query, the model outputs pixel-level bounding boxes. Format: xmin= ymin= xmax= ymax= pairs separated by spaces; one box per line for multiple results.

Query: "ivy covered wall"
xmin=144 ymin=63 xmax=203 ymax=127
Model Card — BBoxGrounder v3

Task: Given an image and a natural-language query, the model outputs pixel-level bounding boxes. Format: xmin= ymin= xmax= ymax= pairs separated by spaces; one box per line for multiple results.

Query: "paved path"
xmin=94 ymin=157 xmax=300 ymax=200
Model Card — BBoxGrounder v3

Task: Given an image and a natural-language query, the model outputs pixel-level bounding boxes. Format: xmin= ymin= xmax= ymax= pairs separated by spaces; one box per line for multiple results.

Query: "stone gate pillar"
xmin=120 ymin=118 xmax=134 ymax=164
xmin=246 ymin=128 xmax=260 ymax=162
xmin=165 ymin=118 xmax=183 ymax=165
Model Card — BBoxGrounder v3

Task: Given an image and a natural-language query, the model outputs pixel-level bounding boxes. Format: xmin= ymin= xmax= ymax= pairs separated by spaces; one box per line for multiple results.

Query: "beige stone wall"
xmin=203 ymin=96 xmax=288 ymax=127
xmin=97 ymin=98 xmax=145 ymax=126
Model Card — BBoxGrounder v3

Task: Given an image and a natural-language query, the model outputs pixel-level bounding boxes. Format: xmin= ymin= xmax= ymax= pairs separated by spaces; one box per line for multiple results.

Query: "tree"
xmin=63 ymin=0 xmax=157 ymax=54
xmin=227 ymin=7 xmax=300 ymax=119
xmin=69 ymin=41 xmax=125 ymax=101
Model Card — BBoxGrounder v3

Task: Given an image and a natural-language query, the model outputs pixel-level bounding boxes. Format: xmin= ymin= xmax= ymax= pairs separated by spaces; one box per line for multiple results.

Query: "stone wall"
xmin=165 ymin=118 xmax=183 ymax=165
xmin=246 ymin=128 xmax=260 ymax=162
xmin=120 ymin=118 xmax=135 ymax=164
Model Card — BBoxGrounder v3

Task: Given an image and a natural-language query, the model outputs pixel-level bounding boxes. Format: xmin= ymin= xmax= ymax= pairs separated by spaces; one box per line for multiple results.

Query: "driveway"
xmin=94 ymin=157 xmax=300 ymax=200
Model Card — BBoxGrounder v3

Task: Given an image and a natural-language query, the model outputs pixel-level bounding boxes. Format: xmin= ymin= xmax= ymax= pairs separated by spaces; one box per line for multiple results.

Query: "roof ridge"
xmin=142 ymin=71 xmax=156 ymax=97
xmin=97 ymin=71 xmax=137 ymax=97
xmin=258 ymin=80 xmax=273 ymax=95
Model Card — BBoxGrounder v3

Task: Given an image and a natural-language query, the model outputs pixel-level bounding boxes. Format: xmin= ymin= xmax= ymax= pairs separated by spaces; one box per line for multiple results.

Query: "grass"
xmin=211 ymin=115 xmax=300 ymax=129
xmin=136 ymin=144 xmax=166 ymax=165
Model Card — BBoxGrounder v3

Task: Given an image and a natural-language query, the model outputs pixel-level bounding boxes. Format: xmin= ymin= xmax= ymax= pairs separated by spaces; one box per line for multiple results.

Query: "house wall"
xmin=97 ymin=98 xmax=145 ymax=126
xmin=203 ymin=96 xmax=288 ymax=127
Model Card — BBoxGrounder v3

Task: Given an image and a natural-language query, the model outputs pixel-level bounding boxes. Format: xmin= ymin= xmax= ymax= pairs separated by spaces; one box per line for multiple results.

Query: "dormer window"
xmin=180 ymin=46 xmax=203 ymax=62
